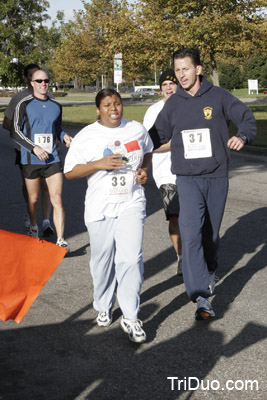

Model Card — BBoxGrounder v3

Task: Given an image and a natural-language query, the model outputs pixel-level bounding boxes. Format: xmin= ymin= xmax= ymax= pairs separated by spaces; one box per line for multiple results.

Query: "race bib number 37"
xmin=181 ymin=128 xmax=212 ymax=159
xmin=34 ymin=133 xmax=53 ymax=154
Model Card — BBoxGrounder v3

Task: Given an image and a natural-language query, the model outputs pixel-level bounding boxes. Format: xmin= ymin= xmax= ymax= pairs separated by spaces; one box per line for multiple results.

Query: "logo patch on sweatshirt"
xmin=203 ymin=107 xmax=213 ymax=120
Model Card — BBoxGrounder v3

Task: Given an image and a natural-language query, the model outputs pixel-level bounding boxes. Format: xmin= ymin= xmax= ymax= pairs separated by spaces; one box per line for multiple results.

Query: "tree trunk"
xmin=96 ymin=78 xmax=100 ymax=92
xmin=210 ymin=52 xmax=220 ymax=87
xmin=212 ymin=69 xmax=220 ymax=87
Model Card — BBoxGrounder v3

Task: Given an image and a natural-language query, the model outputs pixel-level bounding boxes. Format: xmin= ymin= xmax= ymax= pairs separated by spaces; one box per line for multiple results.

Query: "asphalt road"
xmin=0 ymin=124 xmax=267 ymax=400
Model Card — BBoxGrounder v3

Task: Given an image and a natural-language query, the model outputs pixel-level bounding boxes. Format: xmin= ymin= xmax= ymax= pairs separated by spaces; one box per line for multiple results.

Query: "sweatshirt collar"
xmin=176 ymin=76 xmax=213 ymax=99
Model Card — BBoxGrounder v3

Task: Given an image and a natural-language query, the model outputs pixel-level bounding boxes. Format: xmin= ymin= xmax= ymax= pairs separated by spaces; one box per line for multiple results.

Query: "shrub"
xmin=219 ymin=64 xmax=244 ymax=91
xmin=242 ymin=55 xmax=267 ymax=88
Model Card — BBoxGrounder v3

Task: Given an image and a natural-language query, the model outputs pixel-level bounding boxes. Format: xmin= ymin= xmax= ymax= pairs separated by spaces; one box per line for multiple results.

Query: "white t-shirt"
xmin=143 ymin=99 xmax=176 ymax=188
xmin=64 ymin=119 xmax=153 ymax=223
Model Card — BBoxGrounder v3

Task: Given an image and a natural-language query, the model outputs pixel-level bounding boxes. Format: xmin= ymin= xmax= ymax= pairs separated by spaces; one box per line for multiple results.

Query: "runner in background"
xmin=143 ymin=69 xmax=182 ymax=275
xmin=11 ymin=69 xmax=71 ymax=250
xmin=2 ymin=63 xmax=53 ymax=237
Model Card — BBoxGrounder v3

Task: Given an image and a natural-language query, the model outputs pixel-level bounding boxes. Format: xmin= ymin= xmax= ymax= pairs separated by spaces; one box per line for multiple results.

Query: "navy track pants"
xmin=176 ymin=176 xmax=229 ymax=301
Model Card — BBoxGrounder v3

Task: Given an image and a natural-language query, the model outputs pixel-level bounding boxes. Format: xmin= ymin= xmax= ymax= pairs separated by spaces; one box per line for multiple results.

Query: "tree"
xmin=242 ymin=54 xmax=267 ymax=88
xmin=219 ymin=64 xmax=244 ymax=91
xmin=50 ymin=0 xmax=152 ymax=89
xmin=135 ymin=0 xmax=267 ymax=86
xmin=50 ymin=0 xmax=267 ymax=88
xmin=0 ymin=0 xmax=50 ymax=86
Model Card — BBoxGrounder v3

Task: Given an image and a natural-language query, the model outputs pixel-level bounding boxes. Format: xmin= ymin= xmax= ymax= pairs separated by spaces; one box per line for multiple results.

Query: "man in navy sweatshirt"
xmin=151 ymin=48 xmax=256 ymax=320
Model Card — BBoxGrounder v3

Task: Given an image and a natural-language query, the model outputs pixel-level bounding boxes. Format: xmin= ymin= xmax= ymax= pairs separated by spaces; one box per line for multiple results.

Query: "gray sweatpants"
xmin=86 ymin=207 xmax=145 ymax=320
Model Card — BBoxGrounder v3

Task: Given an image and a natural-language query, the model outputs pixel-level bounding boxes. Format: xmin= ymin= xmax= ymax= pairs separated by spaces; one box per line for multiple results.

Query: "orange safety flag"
xmin=0 ymin=229 xmax=66 ymax=324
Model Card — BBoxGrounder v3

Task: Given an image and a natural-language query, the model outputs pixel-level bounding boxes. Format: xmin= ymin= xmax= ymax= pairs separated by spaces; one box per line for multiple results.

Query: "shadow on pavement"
xmin=0 ymin=310 xmax=266 ymax=399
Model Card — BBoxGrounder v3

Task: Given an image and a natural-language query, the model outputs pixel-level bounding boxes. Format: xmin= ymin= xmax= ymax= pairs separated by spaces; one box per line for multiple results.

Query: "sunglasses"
xmin=32 ymin=79 xmax=50 ymax=84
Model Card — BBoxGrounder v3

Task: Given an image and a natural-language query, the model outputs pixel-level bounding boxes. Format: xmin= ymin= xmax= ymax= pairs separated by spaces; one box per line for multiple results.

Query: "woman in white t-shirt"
xmin=64 ymin=89 xmax=153 ymax=343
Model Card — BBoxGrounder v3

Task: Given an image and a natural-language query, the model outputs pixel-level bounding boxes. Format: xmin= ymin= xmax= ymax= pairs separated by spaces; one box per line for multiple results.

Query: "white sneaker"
xmin=28 ymin=225 xmax=39 ymax=238
xmin=195 ymin=296 xmax=215 ymax=320
xmin=96 ymin=310 xmax=112 ymax=327
xmin=56 ymin=237 xmax=70 ymax=252
xmin=209 ymin=272 xmax=219 ymax=295
xmin=120 ymin=316 xmax=146 ymax=343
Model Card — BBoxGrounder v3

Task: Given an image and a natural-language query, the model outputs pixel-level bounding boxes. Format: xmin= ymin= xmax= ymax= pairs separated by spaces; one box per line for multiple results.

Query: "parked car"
xmin=131 ymin=88 xmax=159 ymax=100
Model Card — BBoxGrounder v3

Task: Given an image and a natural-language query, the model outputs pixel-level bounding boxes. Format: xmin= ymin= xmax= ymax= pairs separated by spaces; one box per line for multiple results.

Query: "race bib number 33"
xmin=181 ymin=128 xmax=212 ymax=159
xmin=106 ymin=171 xmax=134 ymax=203
xmin=34 ymin=133 xmax=53 ymax=154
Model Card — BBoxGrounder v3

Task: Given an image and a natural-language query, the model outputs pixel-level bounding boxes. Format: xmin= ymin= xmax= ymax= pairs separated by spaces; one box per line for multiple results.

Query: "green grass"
xmin=231 ymin=88 xmax=267 ymax=98
xmin=62 ymin=104 xmax=150 ymax=126
xmin=62 ymin=105 xmax=96 ymax=125
xmin=60 ymin=94 xmax=96 ymax=102
xmin=62 ymin=102 xmax=267 ymax=148
xmin=229 ymin=104 xmax=267 ymax=147
xmin=0 ymin=105 xmax=6 ymax=119
xmin=123 ymin=105 xmax=150 ymax=122
xmin=1 ymin=101 xmax=266 ymax=148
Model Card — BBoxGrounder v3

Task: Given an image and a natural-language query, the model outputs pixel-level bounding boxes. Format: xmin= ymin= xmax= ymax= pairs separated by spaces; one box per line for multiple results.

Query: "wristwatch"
xmin=238 ymin=134 xmax=247 ymax=144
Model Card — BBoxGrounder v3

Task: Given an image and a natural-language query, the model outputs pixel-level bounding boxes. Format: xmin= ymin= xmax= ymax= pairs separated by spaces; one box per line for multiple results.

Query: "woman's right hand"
xmin=98 ymin=154 xmax=126 ymax=170
xmin=33 ymin=145 xmax=49 ymax=161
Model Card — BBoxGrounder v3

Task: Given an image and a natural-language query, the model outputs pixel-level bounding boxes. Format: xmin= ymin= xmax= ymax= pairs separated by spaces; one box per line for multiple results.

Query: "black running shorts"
xmin=21 ymin=162 xmax=62 ymax=179
xmin=159 ymin=183 xmax=179 ymax=220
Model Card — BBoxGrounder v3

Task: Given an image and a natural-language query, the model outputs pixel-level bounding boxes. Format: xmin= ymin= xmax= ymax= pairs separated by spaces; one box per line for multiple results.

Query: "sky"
xmin=46 ymin=0 xmax=135 ymax=25
xmin=46 ymin=0 xmax=85 ymax=26
xmin=46 ymin=1 xmax=267 ymax=28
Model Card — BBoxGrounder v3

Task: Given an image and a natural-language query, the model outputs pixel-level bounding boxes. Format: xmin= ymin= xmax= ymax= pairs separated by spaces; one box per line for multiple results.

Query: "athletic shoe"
xmin=120 ymin=316 xmax=146 ymax=343
xmin=96 ymin=310 xmax=112 ymax=327
xmin=177 ymin=258 xmax=182 ymax=275
xmin=43 ymin=221 xmax=54 ymax=237
xmin=56 ymin=237 xmax=70 ymax=252
xmin=24 ymin=213 xmax=30 ymax=229
xmin=28 ymin=225 xmax=39 ymax=238
xmin=195 ymin=296 xmax=215 ymax=320
xmin=209 ymin=272 xmax=219 ymax=295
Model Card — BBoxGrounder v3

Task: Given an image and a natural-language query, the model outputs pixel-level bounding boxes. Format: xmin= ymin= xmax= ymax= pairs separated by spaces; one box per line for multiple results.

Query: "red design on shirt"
xmin=125 ymin=140 xmax=140 ymax=152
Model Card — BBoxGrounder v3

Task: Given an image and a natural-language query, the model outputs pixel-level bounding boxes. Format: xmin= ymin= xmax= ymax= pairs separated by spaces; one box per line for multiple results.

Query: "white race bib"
xmin=34 ymin=133 xmax=53 ymax=154
xmin=181 ymin=128 xmax=212 ymax=159
xmin=106 ymin=171 xmax=134 ymax=203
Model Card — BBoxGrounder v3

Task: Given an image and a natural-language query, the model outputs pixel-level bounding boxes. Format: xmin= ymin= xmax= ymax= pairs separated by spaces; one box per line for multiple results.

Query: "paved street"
xmin=0 ymin=123 xmax=266 ymax=399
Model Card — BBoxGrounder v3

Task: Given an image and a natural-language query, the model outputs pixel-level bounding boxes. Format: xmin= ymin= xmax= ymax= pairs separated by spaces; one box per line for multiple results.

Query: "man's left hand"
xmin=227 ymin=136 xmax=245 ymax=151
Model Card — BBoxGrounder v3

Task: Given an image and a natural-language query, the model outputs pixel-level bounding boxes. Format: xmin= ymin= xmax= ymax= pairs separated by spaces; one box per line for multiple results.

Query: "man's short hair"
xmin=23 ymin=63 xmax=40 ymax=77
xmin=173 ymin=48 xmax=202 ymax=67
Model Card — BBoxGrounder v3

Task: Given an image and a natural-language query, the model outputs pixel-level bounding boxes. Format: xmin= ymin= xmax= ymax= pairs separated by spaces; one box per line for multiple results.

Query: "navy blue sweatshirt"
xmin=152 ymin=77 xmax=257 ymax=177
